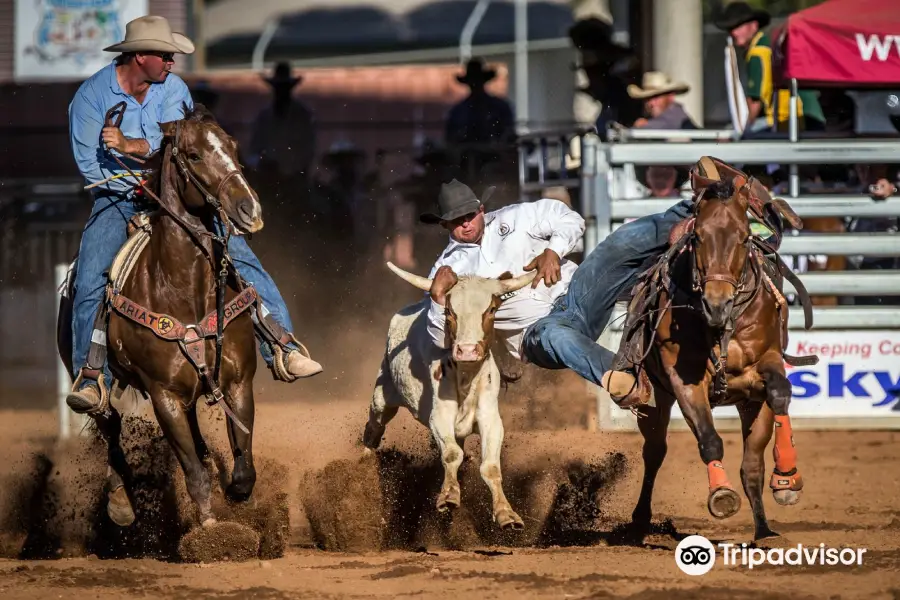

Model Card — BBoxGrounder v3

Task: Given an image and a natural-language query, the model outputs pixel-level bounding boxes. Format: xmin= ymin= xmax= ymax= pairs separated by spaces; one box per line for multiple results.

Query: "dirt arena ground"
xmin=0 ymin=383 xmax=898 ymax=599
xmin=2 ymin=256 xmax=898 ymax=598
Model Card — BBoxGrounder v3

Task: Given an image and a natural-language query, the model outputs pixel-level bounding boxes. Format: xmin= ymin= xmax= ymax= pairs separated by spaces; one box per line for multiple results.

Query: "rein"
xmin=101 ymin=102 xmax=249 ymax=433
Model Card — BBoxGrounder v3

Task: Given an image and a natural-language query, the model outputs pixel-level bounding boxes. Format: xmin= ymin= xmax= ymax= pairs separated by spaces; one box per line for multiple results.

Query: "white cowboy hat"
xmin=103 ymin=16 xmax=195 ymax=54
xmin=627 ymin=71 xmax=690 ymax=100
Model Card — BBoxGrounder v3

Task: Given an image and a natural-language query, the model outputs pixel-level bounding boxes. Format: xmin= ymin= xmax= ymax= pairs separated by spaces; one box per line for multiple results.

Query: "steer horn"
xmin=499 ymin=271 xmax=538 ymax=294
xmin=386 ymin=262 xmax=433 ymax=292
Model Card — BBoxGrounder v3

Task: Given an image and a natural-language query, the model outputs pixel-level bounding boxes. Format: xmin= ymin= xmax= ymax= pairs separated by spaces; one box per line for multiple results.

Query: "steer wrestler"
xmin=419 ymin=179 xmax=585 ymax=365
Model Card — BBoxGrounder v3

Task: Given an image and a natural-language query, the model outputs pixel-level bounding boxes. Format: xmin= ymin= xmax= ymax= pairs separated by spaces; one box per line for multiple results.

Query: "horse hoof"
xmin=707 ymin=487 xmax=742 ymax=519
xmin=495 ymin=508 xmax=524 ymax=531
xmin=107 ymin=486 xmax=135 ymax=527
xmin=178 ymin=521 xmax=260 ymax=563
xmin=436 ymin=488 xmax=460 ymax=513
xmin=773 ymin=488 xmax=802 ymax=506
xmin=225 ymin=483 xmax=254 ymax=504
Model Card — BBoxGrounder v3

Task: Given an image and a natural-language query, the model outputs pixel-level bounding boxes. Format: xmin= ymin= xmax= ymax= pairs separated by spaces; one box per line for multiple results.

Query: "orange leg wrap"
xmin=773 ymin=415 xmax=798 ymax=474
xmin=707 ymin=460 xmax=733 ymax=491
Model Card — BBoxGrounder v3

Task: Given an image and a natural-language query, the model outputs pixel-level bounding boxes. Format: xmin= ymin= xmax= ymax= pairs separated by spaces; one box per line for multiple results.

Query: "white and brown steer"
xmin=363 ymin=262 xmax=536 ymax=531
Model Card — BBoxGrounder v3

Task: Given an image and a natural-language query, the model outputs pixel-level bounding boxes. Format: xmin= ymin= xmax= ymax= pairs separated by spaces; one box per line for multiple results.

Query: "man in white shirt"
xmin=422 ymin=179 xmax=585 ymax=361
xmin=424 ymin=178 xmax=695 ymax=408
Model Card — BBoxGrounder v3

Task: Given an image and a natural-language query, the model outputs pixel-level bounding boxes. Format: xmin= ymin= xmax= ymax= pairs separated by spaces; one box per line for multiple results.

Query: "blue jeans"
xmin=71 ymin=194 xmax=295 ymax=384
xmin=521 ymin=199 xmax=693 ymax=387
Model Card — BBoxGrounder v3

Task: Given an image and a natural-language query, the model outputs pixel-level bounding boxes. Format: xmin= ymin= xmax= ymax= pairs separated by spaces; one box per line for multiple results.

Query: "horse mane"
xmin=705 ymin=179 xmax=736 ymax=201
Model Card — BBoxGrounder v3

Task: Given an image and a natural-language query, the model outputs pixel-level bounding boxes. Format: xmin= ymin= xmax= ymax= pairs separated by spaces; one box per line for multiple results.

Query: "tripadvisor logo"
xmin=675 ymin=534 xmax=867 ymax=575
xmin=675 ymin=535 xmax=716 ymax=576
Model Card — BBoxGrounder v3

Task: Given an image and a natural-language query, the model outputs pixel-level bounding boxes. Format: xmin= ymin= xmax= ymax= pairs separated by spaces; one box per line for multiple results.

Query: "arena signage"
xmin=856 ymin=34 xmax=900 ymax=62
xmin=668 ymin=330 xmax=900 ymax=421
xmin=14 ymin=0 xmax=149 ymax=83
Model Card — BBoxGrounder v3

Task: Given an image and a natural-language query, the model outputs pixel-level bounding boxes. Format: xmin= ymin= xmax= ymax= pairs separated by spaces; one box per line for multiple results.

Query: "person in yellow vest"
xmin=716 ymin=2 xmax=825 ymax=134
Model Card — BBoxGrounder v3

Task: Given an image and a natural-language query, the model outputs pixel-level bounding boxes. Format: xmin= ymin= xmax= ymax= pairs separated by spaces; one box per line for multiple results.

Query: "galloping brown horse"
xmin=616 ymin=158 xmax=816 ymax=541
xmin=58 ymin=105 xmax=263 ymax=531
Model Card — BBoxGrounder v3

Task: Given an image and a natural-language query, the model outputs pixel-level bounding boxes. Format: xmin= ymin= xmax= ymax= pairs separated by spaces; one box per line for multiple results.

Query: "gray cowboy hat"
xmin=456 ymin=58 xmax=496 ymax=85
xmin=264 ymin=61 xmax=304 ymax=87
xmin=420 ymin=179 xmax=495 ymax=224
xmin=714 ymin=2 xmax=771 ymax=32
xmin=104 ymin=16 xmax=194 ymax=54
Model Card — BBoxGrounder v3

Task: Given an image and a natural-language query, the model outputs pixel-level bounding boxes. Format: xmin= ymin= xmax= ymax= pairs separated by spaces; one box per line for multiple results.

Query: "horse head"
xmin=159 ymin=103 xmax=263 ymax=234
xmin=692 ymin=176 xmax=752 ymax=328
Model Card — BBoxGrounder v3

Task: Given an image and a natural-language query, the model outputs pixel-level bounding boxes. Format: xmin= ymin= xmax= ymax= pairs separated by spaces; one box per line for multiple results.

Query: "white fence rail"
xmin=538 ymin=135 xmax=900 ymax=432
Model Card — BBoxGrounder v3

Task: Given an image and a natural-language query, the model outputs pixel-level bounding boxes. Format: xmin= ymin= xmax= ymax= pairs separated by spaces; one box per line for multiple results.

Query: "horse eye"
xmin=189 ymin=152 xmax=201 ymax=162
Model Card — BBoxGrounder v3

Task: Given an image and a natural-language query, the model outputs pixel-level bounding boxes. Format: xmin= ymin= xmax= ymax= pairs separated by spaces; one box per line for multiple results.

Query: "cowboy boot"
xmin=284 ymin=349 xmax=323 ymax=378
xmin=601 ymin=368 xmax=655 ymax=409
xmin=66 ymin=383 xmax=103 ymax=414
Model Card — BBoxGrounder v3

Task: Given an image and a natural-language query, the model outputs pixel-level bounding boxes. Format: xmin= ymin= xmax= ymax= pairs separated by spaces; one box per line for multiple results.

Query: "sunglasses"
xmin=143 ymin=51 xmax=175 ymax=62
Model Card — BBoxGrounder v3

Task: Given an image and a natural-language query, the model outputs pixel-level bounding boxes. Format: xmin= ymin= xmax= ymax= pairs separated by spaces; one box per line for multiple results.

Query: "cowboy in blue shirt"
xmin=66 ymin=16 xmax=322 ymax=414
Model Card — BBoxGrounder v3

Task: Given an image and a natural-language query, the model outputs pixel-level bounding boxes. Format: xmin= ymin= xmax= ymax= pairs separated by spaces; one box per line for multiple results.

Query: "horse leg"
xmin=737 ymin=400 xmax=778 ymax=540
xmin=149 ymin=387 xmax=215 ymax=525
xmin=224 ymin=380 xmax=256 ymax=503
xmin=675 ymin=382 xmax=741 ymax=519
xmin=185 ymin=406 xmax=210 ymax=465
xmin=629 ymin=388 xmax=675 ymax=540
xmin=759 ymin=356 xmax=803 ymax=506
xmin=93 ymin=406 xmax=135 ymax=526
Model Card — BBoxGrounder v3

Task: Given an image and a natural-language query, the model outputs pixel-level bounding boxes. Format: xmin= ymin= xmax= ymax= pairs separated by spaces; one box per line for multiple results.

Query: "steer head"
xmin=387 ymin=262 xmax=537 ymax=365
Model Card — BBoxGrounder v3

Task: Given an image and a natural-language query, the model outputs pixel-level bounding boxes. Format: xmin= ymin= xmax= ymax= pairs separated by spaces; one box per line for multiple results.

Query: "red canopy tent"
xmin=777 ymin=0 xmax=900 ymax=86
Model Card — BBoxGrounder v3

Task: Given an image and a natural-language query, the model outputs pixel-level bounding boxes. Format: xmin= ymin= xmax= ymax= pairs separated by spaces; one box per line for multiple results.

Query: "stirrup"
xmin=68 ymin=371 xmax=111 ymax=416
xmin=270 ymin=334 xmax=312 ymax=383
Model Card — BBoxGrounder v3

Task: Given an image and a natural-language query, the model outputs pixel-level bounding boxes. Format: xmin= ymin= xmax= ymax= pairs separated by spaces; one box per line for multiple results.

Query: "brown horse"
xmin=58 ymin=105 xmax=263 ymax=533
xmin=616 ymin=160 xmax=815 ymax=542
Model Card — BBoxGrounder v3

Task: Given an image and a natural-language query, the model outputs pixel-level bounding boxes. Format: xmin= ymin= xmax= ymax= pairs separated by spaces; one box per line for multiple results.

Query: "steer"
xmin=363 ymin=262 xmax=536 ymax=530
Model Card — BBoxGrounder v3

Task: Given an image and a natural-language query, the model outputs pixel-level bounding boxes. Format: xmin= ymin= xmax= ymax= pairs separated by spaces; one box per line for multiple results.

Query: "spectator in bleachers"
xmin=445 ymin=58 xmax=515 ymax=185
xmin=849 ymin=164 xmax=900 ymax=305
xmin=644 ymin=166 xmax=683 ymax=199
xmin=627 ymin=71 xmax=697 ymax=130
xmin=446 ymin=58 xmax=514 ymax=147
xmin=568 ymin=17 xmax=644 ymax=140
xmin=716 ymin=2 xmax=825 ymax=135
xmin=248 ymin=61 xmax=316 ymax=184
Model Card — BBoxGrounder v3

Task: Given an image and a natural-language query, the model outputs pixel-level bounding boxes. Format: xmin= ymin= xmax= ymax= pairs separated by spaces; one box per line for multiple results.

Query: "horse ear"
xmin=159 ymin=121 xmax=177 ymax=138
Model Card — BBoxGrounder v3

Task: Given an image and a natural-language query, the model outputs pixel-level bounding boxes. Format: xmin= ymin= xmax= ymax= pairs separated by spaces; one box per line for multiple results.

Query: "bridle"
xmin=688 ymin=181 xmax=757 ymax=300
xmin=685 ymin=182 xmax=764 ymax=401
xmin=169 ymin=117 xmax=245 ymax=240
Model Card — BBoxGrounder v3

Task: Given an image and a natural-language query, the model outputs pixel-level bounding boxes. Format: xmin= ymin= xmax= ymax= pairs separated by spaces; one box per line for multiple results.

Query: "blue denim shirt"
xmin=68 ymin=61 xmax=193 ymax=195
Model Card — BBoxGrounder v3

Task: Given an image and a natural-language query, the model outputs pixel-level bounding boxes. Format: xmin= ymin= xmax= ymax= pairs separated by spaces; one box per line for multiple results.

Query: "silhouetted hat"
xmin=264 ymin=61 xmax=303 ymax=87
xmin=456 ymin=58 xmax=496 ymax=85
xmin=714 ymin=2 xmax=771 ymax=32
